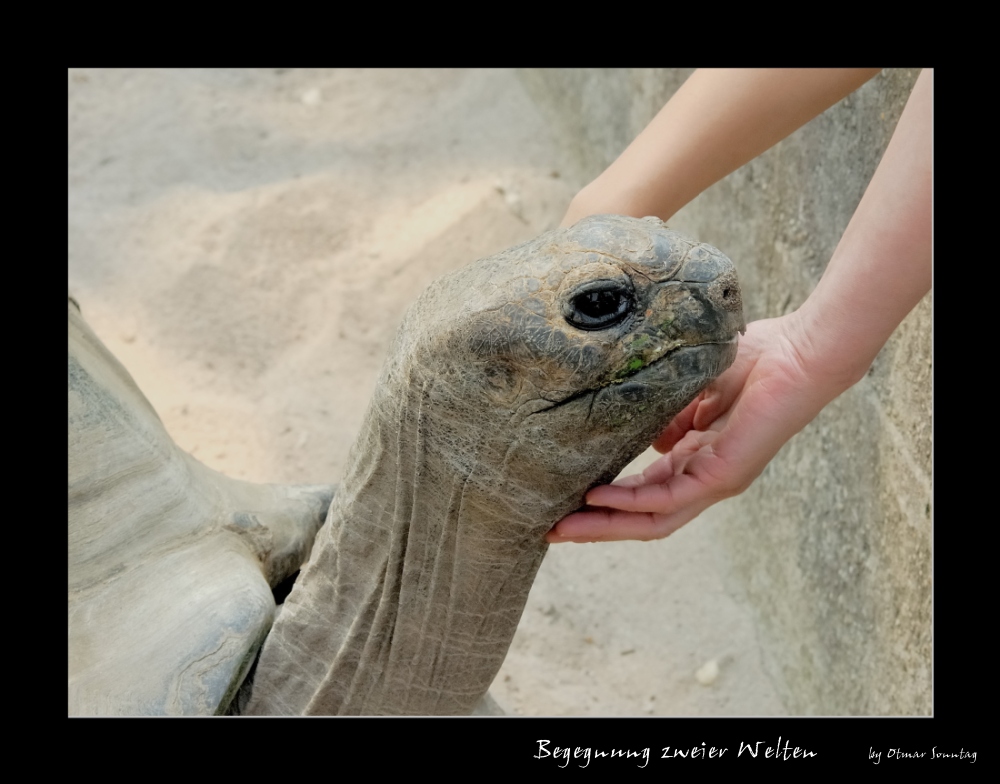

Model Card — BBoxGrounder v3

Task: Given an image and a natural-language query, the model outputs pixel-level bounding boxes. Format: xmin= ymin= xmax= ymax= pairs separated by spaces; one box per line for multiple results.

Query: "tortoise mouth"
xmin=617 ymin=334 xmax=738 ymax=384
xmin=522 ymin=335 xmax=739 ymax=418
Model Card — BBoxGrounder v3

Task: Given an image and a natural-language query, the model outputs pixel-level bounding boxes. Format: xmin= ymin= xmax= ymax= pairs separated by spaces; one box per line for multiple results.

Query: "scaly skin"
xmin=68 ymin=301 xmax=333 ymax=715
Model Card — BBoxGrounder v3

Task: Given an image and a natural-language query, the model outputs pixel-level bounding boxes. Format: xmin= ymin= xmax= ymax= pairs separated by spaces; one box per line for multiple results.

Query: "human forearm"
xmin=793 ymin=69 xmax=932 ymax=391
xmin=562 ymin=68 xmax=882 ymax=227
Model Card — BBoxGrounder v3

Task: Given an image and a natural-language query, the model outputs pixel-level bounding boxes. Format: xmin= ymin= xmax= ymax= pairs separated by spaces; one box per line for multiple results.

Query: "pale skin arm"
xmin=548 ymin=68 xmax=931 ymax=543
xmin=561 ymin=68 xmax=883 ymax=228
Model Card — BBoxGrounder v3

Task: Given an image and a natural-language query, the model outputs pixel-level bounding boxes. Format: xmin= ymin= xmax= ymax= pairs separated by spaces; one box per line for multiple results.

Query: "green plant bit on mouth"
xmin=611 ymin=356 xmax=648 ymax=382
xmin=629 ymin=334 xmax=653 ymax=351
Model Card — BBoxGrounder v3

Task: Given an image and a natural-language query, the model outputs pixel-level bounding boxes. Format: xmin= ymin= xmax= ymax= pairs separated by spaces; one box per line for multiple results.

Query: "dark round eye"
xmin=564 ymin=282 xmax=635 ymax=331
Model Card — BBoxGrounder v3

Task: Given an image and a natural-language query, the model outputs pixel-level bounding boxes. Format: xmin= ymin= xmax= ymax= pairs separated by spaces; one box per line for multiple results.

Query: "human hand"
xmin=547 ymin=315 xmax=847 ymax=543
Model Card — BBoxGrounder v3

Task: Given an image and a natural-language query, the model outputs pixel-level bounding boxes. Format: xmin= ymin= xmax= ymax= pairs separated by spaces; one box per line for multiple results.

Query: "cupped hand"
xmin=547 ymin=314 xmax=838 ymax=543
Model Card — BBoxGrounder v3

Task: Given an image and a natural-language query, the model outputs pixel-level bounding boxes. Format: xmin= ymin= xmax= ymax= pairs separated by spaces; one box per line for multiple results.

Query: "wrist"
xmin=562 ymin=177 xmax=677 ymax=228
xmin=787 ymin=297 xmax=877 ymax=396
xmin=562 ymin=179 xmax=632 ymax=227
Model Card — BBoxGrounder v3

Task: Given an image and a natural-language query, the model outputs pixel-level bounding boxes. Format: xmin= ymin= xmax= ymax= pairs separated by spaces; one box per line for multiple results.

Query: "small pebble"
xmin=695 ymin=658 xmax=719 ymax=686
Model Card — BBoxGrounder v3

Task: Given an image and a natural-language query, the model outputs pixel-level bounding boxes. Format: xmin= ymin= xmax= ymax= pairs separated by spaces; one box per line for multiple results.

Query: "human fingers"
xmin=692 ymin=383 xmax=736 ymax=431
xmin=610 ymin=450 xmax=678 ymax=487
xmin=610 ymin=473 xmax=649 ymax=488
xmin=651 ymin=363 xmax=744 ymax=454
xmin=651 ymin=394 xmax=701 ymax=454
xmin=585 ymin=470 xmax=709 ymax=515
xmin=546 ymin=504 xmax=705 ymax=543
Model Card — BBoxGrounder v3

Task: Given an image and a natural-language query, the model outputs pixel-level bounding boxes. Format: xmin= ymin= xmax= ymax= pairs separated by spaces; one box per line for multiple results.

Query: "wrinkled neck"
xmin=246 ymin=368 xmax=550 ymax=715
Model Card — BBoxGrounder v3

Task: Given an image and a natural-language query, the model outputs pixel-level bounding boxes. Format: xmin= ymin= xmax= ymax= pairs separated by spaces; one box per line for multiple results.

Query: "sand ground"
xmin=68 ymin=68 xmax=784 ymax=715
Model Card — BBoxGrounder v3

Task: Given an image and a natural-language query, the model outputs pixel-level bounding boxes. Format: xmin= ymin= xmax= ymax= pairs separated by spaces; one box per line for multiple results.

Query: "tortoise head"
xmin=383 ymin=214 xmax=745 ymax=537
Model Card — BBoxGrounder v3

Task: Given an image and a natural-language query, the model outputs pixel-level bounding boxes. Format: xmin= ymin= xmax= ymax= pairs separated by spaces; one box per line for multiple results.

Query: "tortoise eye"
xmin=565 ymin=282 xmax=634 ymax=331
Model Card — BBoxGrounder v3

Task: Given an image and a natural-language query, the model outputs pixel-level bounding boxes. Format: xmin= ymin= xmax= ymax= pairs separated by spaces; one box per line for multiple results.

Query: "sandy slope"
xmin=68 ymin=68 xmax=783 ymax=715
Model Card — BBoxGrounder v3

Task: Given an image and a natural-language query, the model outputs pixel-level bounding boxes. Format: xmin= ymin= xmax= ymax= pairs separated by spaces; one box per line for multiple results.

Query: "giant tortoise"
xmin=68 ymin=214 xmax=744 ymax=715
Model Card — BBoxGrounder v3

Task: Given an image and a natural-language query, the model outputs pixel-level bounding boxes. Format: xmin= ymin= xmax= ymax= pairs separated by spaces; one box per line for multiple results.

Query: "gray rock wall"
xmin=519 ymin=68 xmax=930 ymax=715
